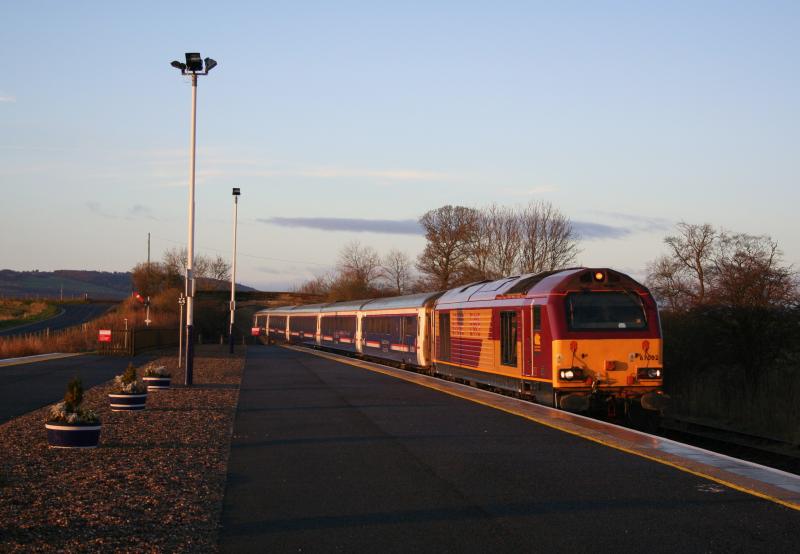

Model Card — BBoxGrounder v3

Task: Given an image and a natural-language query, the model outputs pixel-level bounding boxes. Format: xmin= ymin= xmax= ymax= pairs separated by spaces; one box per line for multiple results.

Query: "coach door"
xmin=439 ymin=312 xmax=451 ymax=361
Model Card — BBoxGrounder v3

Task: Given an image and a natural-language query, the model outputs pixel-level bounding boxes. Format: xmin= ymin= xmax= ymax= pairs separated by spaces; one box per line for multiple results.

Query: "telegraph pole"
xmin=229 ymin=187 xmax=240 ymax=354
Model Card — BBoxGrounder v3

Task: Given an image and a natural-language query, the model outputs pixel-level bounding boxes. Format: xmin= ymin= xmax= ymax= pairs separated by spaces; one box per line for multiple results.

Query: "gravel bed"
xmin=0 ymin=345 xmax=244 ymax=552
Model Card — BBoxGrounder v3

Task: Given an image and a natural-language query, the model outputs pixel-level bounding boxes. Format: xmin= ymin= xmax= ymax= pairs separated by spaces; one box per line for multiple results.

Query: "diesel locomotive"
xmin=254 ymin=268 xmax=666 ymax=415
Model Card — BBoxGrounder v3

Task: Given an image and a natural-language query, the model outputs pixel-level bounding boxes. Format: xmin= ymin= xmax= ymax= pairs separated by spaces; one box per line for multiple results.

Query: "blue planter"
xmin=45 ymin=423 xmax=101 ymax=448
xmin=143 ymin=376 xmax=171 ymax=390
xmin=108 ymin=392 xmax=147 ymax=411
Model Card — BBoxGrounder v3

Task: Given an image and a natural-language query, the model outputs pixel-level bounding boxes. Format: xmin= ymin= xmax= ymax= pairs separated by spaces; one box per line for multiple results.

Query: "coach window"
xmin=404 ymin=316 xmax=417 ymax=341
xmin=533 ymin=305 xmax=542 ymax=330
xmin=500 ymin=311 xmax=518 ymax=366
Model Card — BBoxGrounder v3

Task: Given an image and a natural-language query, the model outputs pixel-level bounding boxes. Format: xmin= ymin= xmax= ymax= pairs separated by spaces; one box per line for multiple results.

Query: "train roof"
xmin=289 ymin=303 xmax=329 ymax=314
xmin=435 ymin=268 xmax=645 ymax=305
xmin=253 ymin=305 xmax=296 ymax=316
xmin=318 ymin=298 xmax=375 ymax=313
xmin=360 ymin=291 xmax=444 ymax=311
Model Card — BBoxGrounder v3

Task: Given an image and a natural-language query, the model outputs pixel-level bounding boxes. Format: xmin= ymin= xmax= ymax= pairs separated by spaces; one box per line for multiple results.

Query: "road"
xmin=0 ymin=303 xmax=114 ymax=337
xmin=0 ymin=353 xmax=154 ymax=423
xmin=219 ymin=346 xmax=799 ymax=553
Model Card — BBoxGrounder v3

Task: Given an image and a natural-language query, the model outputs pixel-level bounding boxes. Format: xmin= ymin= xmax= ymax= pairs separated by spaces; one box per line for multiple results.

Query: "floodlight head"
xmin=171 ymin=60 xmax=187 ymax=71
xmin=185 ymin=52 xmax=203 ymax=72
xmin=232 ymin=187 xmax=241 ymax=196
xmin=204 ymin=57 xmax=218 ymax=72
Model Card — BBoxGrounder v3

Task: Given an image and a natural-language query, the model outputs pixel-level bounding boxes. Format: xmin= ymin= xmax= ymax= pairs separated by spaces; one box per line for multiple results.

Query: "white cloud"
xmin=0 ymin=94 xmax=16 ymax=103
xmin=501 ymin=185 xmax=558 ymax=196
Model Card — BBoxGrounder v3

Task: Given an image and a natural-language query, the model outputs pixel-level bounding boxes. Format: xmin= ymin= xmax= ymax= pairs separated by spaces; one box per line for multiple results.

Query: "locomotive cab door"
xmin=499 ymin=310 xmax=521 ymax=371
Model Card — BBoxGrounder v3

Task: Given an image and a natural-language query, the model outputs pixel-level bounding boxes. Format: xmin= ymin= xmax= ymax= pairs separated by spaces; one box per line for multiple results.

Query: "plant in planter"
xmin=142 ymin=364 xmax=172 ymax=391
xmin=45 ymin=378 xmax=101 ymax=448
xmin=108 ymin=363 xmax=148 ymax=411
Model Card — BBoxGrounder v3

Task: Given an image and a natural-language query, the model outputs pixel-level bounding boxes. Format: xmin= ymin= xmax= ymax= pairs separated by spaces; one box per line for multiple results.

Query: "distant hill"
xmin=0 ymin=269 xmax=256 ymax=300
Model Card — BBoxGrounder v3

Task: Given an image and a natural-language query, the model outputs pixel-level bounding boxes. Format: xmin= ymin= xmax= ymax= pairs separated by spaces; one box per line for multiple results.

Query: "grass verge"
xmin=0 ymin=300 xmax=60 ymax=331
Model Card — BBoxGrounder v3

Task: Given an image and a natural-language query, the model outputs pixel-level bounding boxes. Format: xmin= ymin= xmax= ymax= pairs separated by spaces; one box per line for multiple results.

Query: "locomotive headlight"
xmin=559 ymin=368 xmax=583 ymax=381
xmin=637 ymin=367 xmax=663 ymax=380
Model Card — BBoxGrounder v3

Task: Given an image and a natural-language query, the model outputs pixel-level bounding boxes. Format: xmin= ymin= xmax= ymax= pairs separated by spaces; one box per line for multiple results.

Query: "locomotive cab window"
xmin=500 ymin=311 xmax=518 ymax=366
xmin=566 ymin=292 xmax=647 ymax=330
xmin=533 ymin=305 xmax=542 ymax=330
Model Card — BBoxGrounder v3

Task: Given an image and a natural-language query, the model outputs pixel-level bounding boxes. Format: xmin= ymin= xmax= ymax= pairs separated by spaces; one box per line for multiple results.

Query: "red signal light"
xmin=134 ymin=292 xmax=145 ymax=304
xmin=569 ymin=341 xmax=578 ymax=353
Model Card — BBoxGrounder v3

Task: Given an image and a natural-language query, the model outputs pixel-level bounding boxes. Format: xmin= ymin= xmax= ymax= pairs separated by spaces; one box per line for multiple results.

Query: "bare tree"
xmin=161 ymin=246 xmax=221 ymax=280
xmin=337 ymin=241 xmax=382 ymax=286
xmin=131 ymin=262 xmax=173 ymax=297
xmin=162 ymin=247 xmax=187 ymax=279
xmin=208 ymin=255 xmax=231 ymax=281
xmin=647 ymin=223 xmax=797 ymax=310
xmin=465 ymin=208 xmax=495 ymax=280
xmin=664 ymin=222 xmax=716 ymax=305
xmin=326 ymin=241 xmax=384 ymax=300
xmin=381 ymin=249 xmax=414 ymax=295
xmin=293 ymin=272 xmax=333 ymax=297
xmin=710 ymin=232 xmax=797 ymax=308
xmin=517 ymin=201 xmax=578 ymax=274
xmin=646 ymin=255 xmax=694 ymax=312
xmin=486 ymin=204 xmax=522 ymax=277
xmin=416 ymin=205 xmax=480 ymax=289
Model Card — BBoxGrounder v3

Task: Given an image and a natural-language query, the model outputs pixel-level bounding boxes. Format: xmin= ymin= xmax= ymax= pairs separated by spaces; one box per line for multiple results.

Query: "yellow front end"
xmin=551 ymin=339 xmax=663 ymax=408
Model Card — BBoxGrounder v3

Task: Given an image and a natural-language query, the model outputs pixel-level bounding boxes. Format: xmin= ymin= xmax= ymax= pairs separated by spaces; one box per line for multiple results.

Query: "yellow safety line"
xmin=284 ymin=345 xmax=800 ymax=512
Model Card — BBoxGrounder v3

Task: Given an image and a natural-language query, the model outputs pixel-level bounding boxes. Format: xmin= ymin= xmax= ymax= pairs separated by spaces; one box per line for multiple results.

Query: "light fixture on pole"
xmin=229 ymin=187 xmax=240 ymax=354
xmin=170 ymin=52 xmax=217 ymax=386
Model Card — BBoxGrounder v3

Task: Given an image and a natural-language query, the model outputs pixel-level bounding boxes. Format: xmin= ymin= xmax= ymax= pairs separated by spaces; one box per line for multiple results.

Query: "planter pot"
xmin=108 ymin=392 xmax=147 ymax=411
xmin=45 ymin=423 xmax=101 ymax=448
xmin=143 ymin=376 xmax=171 ymax=390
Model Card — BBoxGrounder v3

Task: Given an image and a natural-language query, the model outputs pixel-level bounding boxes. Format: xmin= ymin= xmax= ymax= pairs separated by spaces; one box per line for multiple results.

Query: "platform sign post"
xmin=178 ymin=294 xmax=186 ymax=368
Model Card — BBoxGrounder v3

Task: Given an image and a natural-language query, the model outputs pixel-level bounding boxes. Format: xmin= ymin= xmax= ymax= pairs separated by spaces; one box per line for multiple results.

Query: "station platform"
xmin=219 ymin=345 xmax=800 ymax=552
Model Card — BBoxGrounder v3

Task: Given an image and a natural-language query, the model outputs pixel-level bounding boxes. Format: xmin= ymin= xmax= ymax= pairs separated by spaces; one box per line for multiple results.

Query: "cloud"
xmin=289 ymin=168 xmax=447 ymax=181
xmin=86 ymin=202 xmax=157 ymax=221
xmin=145 ymin=149 xmax=453 ymax=187
xmin=585 ymin=210 xmax=673 ymax=233
xmin=0 ymin=94 xmax=15 ymax=103
xmin=259 ymin=216 xmax=423 ymax=235
xmin=259 ymin=215 xmax=635 ymax=241
xmin=573 ymin=221 xmax=631 ymax=240
xmin=501 ymin=185 xmax=558 ymax=196
xmin=128 ymin=204 xmax=157 ymax=220
xmin=256 ymin=266 xmax=304 ymax=275
xmin=86 ymin=201 xmax=114 ymax=219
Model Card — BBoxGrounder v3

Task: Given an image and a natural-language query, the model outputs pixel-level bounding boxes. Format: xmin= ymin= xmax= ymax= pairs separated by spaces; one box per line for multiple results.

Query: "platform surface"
xmin=219 ymin=345 xmax=799 ymax=553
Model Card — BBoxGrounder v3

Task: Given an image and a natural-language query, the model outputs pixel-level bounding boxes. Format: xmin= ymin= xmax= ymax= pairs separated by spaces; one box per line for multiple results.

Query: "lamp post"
xmin=171 ymin=52 xmax=217 ymax=386
xmin=229 ymin=187 xmax=240 ymax=354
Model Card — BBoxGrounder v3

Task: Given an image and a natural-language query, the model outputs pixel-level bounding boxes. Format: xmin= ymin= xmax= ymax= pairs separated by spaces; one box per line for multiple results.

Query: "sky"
xmin=1 ymin=1 xmax=798 ymax=290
